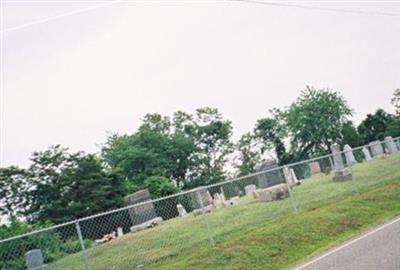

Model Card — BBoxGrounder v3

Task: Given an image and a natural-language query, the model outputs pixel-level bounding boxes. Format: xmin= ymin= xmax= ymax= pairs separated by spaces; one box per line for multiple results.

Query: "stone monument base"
xmin=333 ymin=169 xmax=352 ymax=182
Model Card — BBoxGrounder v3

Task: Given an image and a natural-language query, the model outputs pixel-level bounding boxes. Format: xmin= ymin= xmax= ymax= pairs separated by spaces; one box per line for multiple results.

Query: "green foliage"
xmin=235 ymin=133 xmax=261 ymax=176
xmin=357 ymin=109 xmax=395 ymax=143
xmin=102 ymin=107 xmax=233 ymax=191
xmin=341 ymin=121 xmax=363 ymax=147
xmin=283 ymin=86 xmax=352 ymax=159
xmin=385 ymin=117 xmax=400 ymax=138
xmin=145 ymin=176 xmax=179 ymax=198
xmin=19 ymin=146 xmax=126 ymax=224
xmin=392 ymin=88 xmax=400 ymax=116
xmin=0 ymin=167 xmax=28 ymax=217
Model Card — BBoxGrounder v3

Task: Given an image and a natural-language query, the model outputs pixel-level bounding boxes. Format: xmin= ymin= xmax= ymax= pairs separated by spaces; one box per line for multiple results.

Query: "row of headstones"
xmin=331 ymin=136 xmax=399 ymax=170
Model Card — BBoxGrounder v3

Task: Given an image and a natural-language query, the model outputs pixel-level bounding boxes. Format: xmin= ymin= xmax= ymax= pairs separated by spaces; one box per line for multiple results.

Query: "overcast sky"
xmin=1 ymin=1 xmax=400 ymax=167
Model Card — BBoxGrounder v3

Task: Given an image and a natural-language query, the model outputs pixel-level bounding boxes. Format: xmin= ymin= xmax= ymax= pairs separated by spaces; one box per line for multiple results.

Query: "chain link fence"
xmin=1 ymin=137 xmax=399 ymax=270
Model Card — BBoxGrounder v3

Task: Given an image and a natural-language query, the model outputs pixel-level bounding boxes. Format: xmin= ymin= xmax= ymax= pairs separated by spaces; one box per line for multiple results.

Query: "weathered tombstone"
xmin=331 ymin=144 xmax=345 ymax=170
xmin=344 ymin=144 xmax=357 ymax=165
xmin=384 ymin=136 xmax=399 ymax=154
xmin=125 ymin=190 xmax=157 ymax=225
xmin=309 ymin=161 xmax=321 ymax=175
xmin=330 ymin=144 xmax=352 ymax=181
xmin=244 ymin=185 xmax=257 ymax=196
xmin=369 ymin=140 xmax=384 ymax=158
xmin=212 ymin=193 xmax=224 ymax=208
xmin=192 ymin=187 xmax=212 ymax=210
xmin=362 ymin=147 xmax=372 ymax=161
xmin=283 ymin=166 xmax=299 ymax=187
xmin=25 ymin=249 xmax=46 ymax=270
xmin=176 ymin=204 xmax=188 ymax=217
xmin=255 ymin=159 xmax=283 ymax=189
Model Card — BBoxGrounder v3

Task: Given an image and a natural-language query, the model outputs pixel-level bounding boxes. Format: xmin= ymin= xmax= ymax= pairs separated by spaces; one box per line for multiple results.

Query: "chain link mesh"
xmin=1 ymin=138 xmax=399 ymax=270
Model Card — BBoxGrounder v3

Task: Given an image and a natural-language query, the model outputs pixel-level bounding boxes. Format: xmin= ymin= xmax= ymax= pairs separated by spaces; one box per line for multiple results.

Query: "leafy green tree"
xmin=235 ymin=133 xmax=261 ymax=176
xmin=0 ymin=166 xmax=28 ymax=217
xmin=392 ymin=88 xmax=400 ymax=115
xmin=186 ymin=107 xmax=234 ymax=187
xmin=385 ymin=118 xmax=400 ymax=138
xmin=283 ymin=87 xmax=352 ymax=159
xmin=357 ymin=109 xmax=395 ymax=143
xmin=144 ymin=176 xmax=179 ymax=198
xmin=25 ymin=146 xmax=126 ymax=224
xmin=254 ymin=111 xmax=290 ymax=164
xmin=341 ymin=121 xmax=363 ymax=147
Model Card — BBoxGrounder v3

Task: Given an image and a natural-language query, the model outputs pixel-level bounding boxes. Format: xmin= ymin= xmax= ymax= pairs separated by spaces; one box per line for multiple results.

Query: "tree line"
xmin=1 ymin=87 xmax=399 ymax=226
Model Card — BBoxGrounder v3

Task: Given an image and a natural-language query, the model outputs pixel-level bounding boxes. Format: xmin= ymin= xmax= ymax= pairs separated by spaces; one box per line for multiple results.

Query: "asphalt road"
xmin=295 ymin=217 xmax=400 ymax=270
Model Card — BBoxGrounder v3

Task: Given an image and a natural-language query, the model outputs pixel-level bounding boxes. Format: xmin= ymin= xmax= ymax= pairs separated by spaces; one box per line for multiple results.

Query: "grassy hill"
xmin=49 ymin=155 xmax=400 ymax=270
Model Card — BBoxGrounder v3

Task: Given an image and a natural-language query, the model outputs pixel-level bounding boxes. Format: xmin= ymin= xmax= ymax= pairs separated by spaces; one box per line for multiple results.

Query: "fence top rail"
xmin=1 ymin=137 xmax=399 ymax=244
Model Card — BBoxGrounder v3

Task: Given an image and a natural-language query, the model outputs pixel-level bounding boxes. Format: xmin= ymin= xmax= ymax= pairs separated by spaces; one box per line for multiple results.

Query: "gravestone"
xmin=330 ymin=144 xmax=352 ymax=181
xmin=212 ymin=193 xmax=224 ymax=208
xmin=283 ymin=166 xmax=299 ymax=187
xmin=244 ymin=185 xmax=257 ymax=196
xmin=25 ymin=249 xmax=46 ymax=270
xmin=309 ymin=161 xmax=321 ymax=175
xmin=362 ymin=147 xmax=372 ymax=161
xmin=192 ymin=187 xmax=211 ymax=210
xmin=331 ymin=144 xmax=345 ymax=170
xmin=125 ymin=190 xmax=157 ymax=225
xmin=117 ymin=227 xmax=124 ymax=237
xmin=369 ymin=140 xmax=384 ymax=158
xmin=344 ymin=144 xmax=357 ymax=165
xmin=176 ymin=204 xmax=188 ymax=217
xmin=255 ymin=159 xmax=283 ymax=189
xmin=384 ymin=136 xmax=399 ymax=154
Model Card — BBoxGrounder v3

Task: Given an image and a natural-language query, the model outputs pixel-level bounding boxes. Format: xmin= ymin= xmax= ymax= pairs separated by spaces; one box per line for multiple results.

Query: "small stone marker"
xmin=117 ymin=227 xmax=124 ymax=237
xmin=25 ymin=249 xmax=45 ymax=270
xmin=309 ymin=161 xmax=321 ymax=175
xmin=344 ymin=144 xmax=357 ymax=165
xmin=369 ymin=140 xmax=384 ymax=158
xmin=362 ymin=147 xmax=372 ymax=161
xmin=176 ymin=204 xmax=188 ymax=217
xmin=244 ymin=185 xmax=257 ymax=196
xmin=125 ymin=189 xmax=157 ymax=225
xmin=384 ymin=136 xmax=399 ymax=154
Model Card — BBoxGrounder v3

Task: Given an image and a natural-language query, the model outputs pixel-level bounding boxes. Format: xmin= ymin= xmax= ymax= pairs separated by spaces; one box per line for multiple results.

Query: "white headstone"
xmin=344 ymin=144 xmax=357 ymax=165
xmin=330 ymin=144 xmax=344 ymax=170
xmin=362 ymin=147 xmax=372 ymax=161
xmin=244 ymin=185 xmax=257 ymax=196
xmin=369 ymin=140 xmax=384 ymax=158
xmin=25 ymin=249 xmax=45 ymax=270
xmin=176 ymin=204 xmax=188 ymax=218
xmin=283 ymin=166 xmax=299 ymax=187
xmin=117 ymin=227 xmax=124 ymax=237
xmin=384 ymin=136 xmax=399 ymax=154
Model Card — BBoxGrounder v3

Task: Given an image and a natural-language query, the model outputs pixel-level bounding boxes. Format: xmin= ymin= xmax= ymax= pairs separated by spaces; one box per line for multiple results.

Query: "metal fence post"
xmin=197 ymin=188 xmax=215 ymax=248
xmin=281 ymin=167 xmax=298 ymax=213
xmin=75 ymin=220 xmax=92 ymax=270
xmin=349 ymin=163 xmax=360 ymax=194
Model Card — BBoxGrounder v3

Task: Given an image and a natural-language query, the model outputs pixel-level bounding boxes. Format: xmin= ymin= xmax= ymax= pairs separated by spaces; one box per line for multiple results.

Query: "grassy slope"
xmin=49 ymin=155 xmax=400 ymax=270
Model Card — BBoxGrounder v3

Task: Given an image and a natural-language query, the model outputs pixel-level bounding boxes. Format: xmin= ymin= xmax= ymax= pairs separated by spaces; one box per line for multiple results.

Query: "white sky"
xmin=1 ymin=1 xmax=400 ymax=168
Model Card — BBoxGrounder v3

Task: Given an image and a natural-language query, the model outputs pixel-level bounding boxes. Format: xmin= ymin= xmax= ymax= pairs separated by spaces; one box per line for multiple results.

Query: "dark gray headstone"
xmin=25 ymin=249 xmax=45 ymax=270
xmin=255 ymin=159 xmax=283 ymax=189
xmin=125 ymin=189 xmax=157 ymax=225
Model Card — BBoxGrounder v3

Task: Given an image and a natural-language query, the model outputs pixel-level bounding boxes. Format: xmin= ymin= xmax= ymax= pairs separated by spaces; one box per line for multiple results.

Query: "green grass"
xmin=49 ymin=155 xmax=400 ymax=270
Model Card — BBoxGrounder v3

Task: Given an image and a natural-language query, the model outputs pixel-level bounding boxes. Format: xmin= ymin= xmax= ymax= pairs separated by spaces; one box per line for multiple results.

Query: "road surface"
xmin=295 ymin=216 xmax=400 ymax=270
